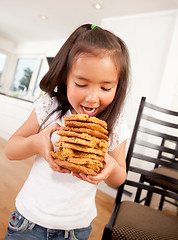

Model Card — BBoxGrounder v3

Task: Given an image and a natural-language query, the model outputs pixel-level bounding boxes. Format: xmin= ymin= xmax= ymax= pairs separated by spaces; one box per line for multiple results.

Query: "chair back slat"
xmin=136 ymin=139 xmax=178 ymax=156
xmin=125 ymin=180 xmax=178 ymax=200
xmin=160 ymin=155 xmax=178 ymax=162
xmin=132 ymin=152 xmax=178 ymax=169
xmin=138 ymin=126 xmax=178 ymax=142
xmin=142 ymin=114 xmax=178 ymax=128
xmin=144 ymin=101 xmax=178 ymax=116
xmin=129 ymin=166 xmax=178 ymax=185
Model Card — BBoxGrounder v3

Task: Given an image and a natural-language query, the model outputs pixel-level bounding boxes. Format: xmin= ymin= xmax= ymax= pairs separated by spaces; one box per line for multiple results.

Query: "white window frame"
xmin=0 ymin=49 xmax=9 ymax=87
xmin=0 ymin=54 xmax=49 ymax=101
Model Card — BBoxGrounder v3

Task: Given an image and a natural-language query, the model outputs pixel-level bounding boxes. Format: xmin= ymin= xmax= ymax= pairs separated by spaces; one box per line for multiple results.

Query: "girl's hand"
xmin=72 ymin=153 xmax=114 ymax=184
xmin=35 ymin=123 xmax=71 ymax=174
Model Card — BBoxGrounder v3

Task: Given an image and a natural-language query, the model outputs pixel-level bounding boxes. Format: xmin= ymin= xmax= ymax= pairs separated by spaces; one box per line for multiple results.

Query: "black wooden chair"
xmin=134 ymin=97 xmax=178 ymax=210
xmin=102 ymin=97 xmax=178 ymax=240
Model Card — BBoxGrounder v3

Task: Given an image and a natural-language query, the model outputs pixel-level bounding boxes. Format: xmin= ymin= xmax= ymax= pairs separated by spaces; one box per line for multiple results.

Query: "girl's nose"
xmin=85 ymin=90 xmax=99 ymax=104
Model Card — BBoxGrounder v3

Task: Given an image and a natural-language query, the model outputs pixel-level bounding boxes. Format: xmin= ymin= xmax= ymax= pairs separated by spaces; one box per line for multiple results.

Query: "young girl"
xmin=5 ymin=24 xmax=130 ymax=240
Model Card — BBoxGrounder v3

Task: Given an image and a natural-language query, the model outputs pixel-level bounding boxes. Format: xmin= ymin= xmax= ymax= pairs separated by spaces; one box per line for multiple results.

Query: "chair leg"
xmin=135 ymin=175 xmax=145 ymax=203
xmin=145 ymin=191 xmax=153 ymax=206
xmin=135 ymin=188 xmax=142 ymax=203
xmin=159 ymin=195 xmax=164 ymax=210
xmin=102 ymin=226 xmax=112 ymax=240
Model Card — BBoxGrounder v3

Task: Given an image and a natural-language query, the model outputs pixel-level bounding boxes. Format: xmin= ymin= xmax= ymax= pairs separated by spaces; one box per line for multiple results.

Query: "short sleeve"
xmin=108 ymin=114 xmax=130 ymax=152
xmin=34 ymin=94 xmax=56 ymax=127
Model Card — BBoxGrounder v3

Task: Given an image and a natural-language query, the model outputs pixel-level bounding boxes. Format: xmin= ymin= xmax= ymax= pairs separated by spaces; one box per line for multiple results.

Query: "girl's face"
xmin=66 ymin=53 xmax=119 ymax=116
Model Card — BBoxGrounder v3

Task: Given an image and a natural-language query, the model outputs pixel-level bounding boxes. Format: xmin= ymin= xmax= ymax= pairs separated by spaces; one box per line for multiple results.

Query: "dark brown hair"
xmin=40 ymin=24 xmax=130 ymax=134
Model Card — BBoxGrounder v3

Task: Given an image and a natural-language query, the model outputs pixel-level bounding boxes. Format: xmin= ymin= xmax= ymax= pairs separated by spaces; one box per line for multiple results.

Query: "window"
xmin=0 ymin=52 xmax=7 ymax=84
xmin=9 ymin=56 xmax=49 ymax=100
xmin=10 ymin=58 xmax=36 ymax=97
xmin=0 ymin=54 xmax=49 ymax=101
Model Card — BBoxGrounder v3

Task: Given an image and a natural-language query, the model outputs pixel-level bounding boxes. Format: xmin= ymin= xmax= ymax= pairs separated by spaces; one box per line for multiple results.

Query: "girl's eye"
xmin=75 ymin=83 xmax=86 ymax=88
xmin=101 ymin=87 xmax=111 ymax=91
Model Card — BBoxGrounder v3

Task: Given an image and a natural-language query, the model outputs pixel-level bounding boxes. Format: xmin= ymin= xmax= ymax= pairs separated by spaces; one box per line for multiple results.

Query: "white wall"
xmin=14 ymin=39 xmax=65 ymax=56
xmin=0 ymin=94 xmax=33 ymax=140
xmin=158 ymin=12 xmax=178 ymax=110
xmin=102 ymin=9 xmax=178 ymax=129
xmin=0 ymin=36 xmax=17 ymax=53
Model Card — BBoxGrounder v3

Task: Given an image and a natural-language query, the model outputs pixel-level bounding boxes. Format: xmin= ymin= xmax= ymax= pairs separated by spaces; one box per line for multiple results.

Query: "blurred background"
xmin=0 ymin=0 xmax=178 ymax=196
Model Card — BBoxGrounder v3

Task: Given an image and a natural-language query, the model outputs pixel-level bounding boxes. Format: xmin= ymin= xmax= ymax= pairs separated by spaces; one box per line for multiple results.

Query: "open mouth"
xmin=81 ymin=106 xmax=98 ymax=115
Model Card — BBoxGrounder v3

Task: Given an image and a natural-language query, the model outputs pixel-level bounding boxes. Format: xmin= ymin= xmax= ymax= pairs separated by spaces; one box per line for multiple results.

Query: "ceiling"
xmin=0 ymin=0 xmax=178 ymax=43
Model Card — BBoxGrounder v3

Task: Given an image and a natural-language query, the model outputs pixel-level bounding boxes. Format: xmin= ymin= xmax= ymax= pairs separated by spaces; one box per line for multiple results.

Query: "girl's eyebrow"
xmin=73 ymin=74 xmax=88 ymax=81
xmin=73 ymin=74 xmax=118 ymax=84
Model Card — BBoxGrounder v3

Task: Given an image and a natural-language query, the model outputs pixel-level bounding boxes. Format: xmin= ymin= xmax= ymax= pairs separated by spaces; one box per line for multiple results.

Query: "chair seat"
xmin=145 ymin=166 xmax=178 ymax=192
xmin=112 ymin=201 xmax=178 ymax=240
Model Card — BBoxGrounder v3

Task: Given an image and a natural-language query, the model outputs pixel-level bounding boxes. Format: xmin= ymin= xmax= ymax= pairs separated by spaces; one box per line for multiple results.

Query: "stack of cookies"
xmin=50 ymin=114 xmax=109 ymax=176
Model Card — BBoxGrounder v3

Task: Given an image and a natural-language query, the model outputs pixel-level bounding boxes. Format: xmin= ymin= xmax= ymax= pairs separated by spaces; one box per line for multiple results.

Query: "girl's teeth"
xmin=82 ymin=106 xmax=96 ymax=113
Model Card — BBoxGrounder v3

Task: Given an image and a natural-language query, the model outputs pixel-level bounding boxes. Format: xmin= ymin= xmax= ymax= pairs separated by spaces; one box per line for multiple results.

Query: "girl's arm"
xmin=5 ymin=110 xmax=40 ymax=160
xmin=103 ymin=140 xmax=127 ymax=187
xmin=73 ymin=140 xmax=127 ymax=187
xmin=5 ymin=109 xmax=68 ymax=172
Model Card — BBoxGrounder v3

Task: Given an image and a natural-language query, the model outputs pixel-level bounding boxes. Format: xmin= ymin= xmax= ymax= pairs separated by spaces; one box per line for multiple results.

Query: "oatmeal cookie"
xmin=65 ymin=121 xmax=108 ymax=135
xmin=58 ymin=128 xmax=108 ymax=149
xmin=65 ymin=114 xmax=107 ymax=129
xmin=61 ymin=126 xmax=109 ymax=141
xmin=55 ymin=142 xmax=105 ymax=156
xmin=54 ymin=159 xmax=98 ymax=176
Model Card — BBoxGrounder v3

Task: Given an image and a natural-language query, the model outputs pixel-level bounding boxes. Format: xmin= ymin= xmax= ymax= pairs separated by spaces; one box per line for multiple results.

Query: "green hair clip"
xmin=91 ymin=24 xmax=98 ymax=29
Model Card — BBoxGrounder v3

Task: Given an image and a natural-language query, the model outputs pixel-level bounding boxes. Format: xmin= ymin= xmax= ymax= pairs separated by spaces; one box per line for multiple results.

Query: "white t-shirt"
xmin=15 ymin=94 xmax=130 ymax=230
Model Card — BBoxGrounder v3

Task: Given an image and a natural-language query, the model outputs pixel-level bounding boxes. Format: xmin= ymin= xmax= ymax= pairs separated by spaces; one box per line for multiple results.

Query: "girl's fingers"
xmin=72 ymin=172 xmax=84 ymax=180
xmin=49 ymin=123 xmax=61 ymax=134
xmin=40 ymin=123 xmax=61 ymax=137
xmin=72 ymin=172 xmax=102 ymax=184
xmin=48 ymin=155 xmax=60 ymax=169
xmin=48 ymin=155 xmax=71 ymax=174
xmin=38 ymin=123 xmax=71 ymax=173
xmin=60 ymin=168 xmax=71 ymax=174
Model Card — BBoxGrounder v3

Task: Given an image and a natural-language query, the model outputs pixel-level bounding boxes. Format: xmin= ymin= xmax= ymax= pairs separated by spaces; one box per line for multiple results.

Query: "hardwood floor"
xmin=0 ymin=138 xmax=114 ymax=240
